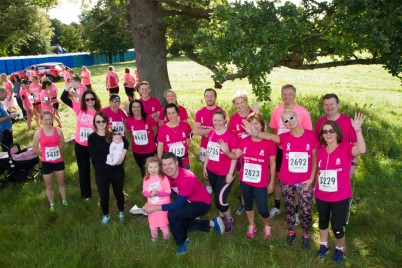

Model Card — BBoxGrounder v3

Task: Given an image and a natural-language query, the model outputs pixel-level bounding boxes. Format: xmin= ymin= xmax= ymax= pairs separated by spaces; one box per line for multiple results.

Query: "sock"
xmin=119 ymin=212 xmax=124 ymax=217
xmin=336 ymin=246 xmax=344 ymax=251
xmin=50 ymin=203 xmax=55 ymax=207
xmin=275 ymin=199 xmax=280 ymax=209
xmin=320 ymin=241 xmax=328 ymax=247
xmin=62 ymin=200 xmax=67 ymax=204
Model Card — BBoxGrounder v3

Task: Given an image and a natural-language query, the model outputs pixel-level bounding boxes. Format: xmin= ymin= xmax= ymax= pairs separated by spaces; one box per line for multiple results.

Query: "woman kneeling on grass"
xmin=88 ymin=112 xmax=129 ymax=225
xmin=315 ymin=114 xmax=366 ymax=263
xmin=231 ymin=112 xmax=276 ymax=239
xmin=32 ymin=111 xmax=67 ymax=212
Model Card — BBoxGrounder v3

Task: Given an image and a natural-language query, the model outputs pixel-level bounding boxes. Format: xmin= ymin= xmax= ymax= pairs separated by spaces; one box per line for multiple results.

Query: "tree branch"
xmin=285 ymin=59 xmax=384 ymax=70
xmin=89 ymin=1 xmax=129 ymax=32
xmin=156 ymin=0 xmax=211 ymax=19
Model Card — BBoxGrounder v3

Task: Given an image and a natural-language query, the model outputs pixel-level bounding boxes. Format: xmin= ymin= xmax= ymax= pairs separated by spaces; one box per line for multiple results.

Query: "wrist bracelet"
xmin=351 ymin=162 xmax=358 ymax=167
xmin=355 ymin=128 xmax=362 ymax=132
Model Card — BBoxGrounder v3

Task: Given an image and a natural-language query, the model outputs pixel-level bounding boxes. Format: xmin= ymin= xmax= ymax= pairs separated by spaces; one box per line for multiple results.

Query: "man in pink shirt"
xmin=80 ymin=66 xmax=92 ymax=90
xmin=269 ymin=84 xmax=312 ymax=221
xmin=315 ymin=93 xmax=358 ymax=173
xmin=193 ymin=88 xmax=224 ymax=194
xmin=143 ymin=152 xmax=225 ymax=255
xmin=138 ymin=81 xmax=162 ymax=121
xmin=105 ymin=66 xmax=119 ymax=94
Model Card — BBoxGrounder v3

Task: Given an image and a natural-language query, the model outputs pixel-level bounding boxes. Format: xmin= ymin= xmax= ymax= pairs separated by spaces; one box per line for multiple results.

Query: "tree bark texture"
xmin=128 ymin=0 xmax=171 ymax=101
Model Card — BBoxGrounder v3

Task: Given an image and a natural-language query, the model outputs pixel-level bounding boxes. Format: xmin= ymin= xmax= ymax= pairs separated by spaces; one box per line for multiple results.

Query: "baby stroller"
xmin=0 ymin=143 xmax=41 ymax=188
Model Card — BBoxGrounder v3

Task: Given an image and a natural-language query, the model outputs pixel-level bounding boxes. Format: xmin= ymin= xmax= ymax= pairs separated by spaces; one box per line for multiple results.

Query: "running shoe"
xmin=286 ymin=233 xmax=296 ymax=245
xmin=101 ymin=215 xmax=110 ymax=225
xmin=49 ymin=205 xmax=55 ymax=213
xmin=62 ymin=200 xmax=69 ymax=206
xmin=206 ymin=186 xmax=213 ymax=194
xmin=236 ymin=205 xmax=245 ymax=215
xmin=317 ymin=244 xmax=329 ymax=259
xmin=263 ymin=225 xmax=272 ymax=240
xmin=301 ymin=236 xmax=311 ymax=249
xmin=176 ymin=238 xmax=190 ymax=255
xmin=246 ymin=224 xmax=257 ymax=239
xmin=118 ymin=214 xmax=125 ymax=224
xmin=332 ymin=248 xmax=344 ymax=263
xmin=212 ymin=217 xmax=225 ymax=235
xmin=225 ymin=218 xmax=233 ymax=232
xmin=269 ymin=207 xmax=281 ymax=219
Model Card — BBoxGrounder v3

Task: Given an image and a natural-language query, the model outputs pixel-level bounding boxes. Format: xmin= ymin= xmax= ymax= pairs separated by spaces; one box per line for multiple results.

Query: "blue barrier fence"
xmin=0 ymin=49 xmax=135 ymax=75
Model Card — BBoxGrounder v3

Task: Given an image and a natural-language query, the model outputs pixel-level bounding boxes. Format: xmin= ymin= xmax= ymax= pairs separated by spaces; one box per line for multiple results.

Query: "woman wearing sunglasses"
xmin=315 ymin=114 xmax=365 ymax=263
xmin=243 ymin=109 xmax=318 ymax=248
xmin=61 ymin=89 xmax=101 ymax=200
xmin=88 ymin=112 xmax=129 ymax=225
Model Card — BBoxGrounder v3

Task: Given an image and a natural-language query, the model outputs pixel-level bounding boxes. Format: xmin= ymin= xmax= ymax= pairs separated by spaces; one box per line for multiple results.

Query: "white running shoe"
xmin=206 ymin=186 xmax=213 ymax=195
xmin=269 ymin=207 xmax=281 ymax=219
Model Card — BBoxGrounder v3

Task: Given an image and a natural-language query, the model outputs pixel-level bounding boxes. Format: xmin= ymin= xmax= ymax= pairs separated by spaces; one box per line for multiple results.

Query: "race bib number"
xmin=242 ymin=163 xmax=262 ymax=183
xmin=199 ymin=147 xmax=206 ymax=162
xmin=28 ymin=95 xmax=34 ymax=104
xmin=111 ymin=121 xmax=124 ymax=135
xmin=207 ymin=141 xmax=220 ymax=162
xmin=45 ymin=146 xmax=61 ymax=162
xmin=169 ymin=142 xmax=185 ymax=157
xmin=132 ymin=130 xmax=148 ymax=145
xmin=79 ymin=127 xmax=93 ymax=142
xmin=288 ymin=152 xmax=308 ymax=173
xmin=151 ymin=196 xmax=160 ymax=203
xmin=318 ymin=170 xmax=338 ymax=192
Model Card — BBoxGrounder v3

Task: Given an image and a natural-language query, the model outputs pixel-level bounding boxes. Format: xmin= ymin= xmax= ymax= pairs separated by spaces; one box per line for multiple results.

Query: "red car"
xmin=10 ymin=62 xmax=65 ymax=82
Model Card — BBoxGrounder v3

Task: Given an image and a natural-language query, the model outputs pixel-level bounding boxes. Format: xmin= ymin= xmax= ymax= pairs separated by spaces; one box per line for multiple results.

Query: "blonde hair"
xmin=232 ymin=90 xmax=248 ymax=104
xmin=144 ymin=156 xmax=164 ymax=180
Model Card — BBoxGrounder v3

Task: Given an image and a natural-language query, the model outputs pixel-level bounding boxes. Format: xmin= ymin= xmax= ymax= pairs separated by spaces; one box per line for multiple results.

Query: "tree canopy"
xmin=161 ymin=0 xmax=401 ymax=101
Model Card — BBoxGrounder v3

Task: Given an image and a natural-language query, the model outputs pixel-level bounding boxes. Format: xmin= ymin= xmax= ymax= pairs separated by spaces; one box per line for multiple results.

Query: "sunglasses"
xmin=283 ymin=115 xmax=295 ymax=124
xmin=95 ymin=120 xmax=107 ymax=124
xmin=85 ymin=98 xmax=95 ymax=102
xmin=322 ymin=129 xmax=336 ymax=134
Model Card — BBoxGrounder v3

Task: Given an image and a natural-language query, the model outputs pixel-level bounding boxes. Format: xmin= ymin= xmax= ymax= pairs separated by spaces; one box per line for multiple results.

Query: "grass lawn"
xmin=0 ymin=57 xmax=401 ymax=267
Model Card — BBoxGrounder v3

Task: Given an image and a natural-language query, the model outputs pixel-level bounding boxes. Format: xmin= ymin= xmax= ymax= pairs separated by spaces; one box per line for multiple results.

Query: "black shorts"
xmin=275 ymin=145 xmax=282 ymax=172
xmin=85 ymin=84 xmax=92 ymax=90
xmin=41 ymin=161 xmax=65 ymax=175
xmin=108 ymin=86 xmax=119 ymax=94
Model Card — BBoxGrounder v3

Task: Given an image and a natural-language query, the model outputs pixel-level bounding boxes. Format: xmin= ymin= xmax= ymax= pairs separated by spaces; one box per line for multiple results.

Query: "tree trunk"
xmin=128 ymin=0 xmax=171 ymax=102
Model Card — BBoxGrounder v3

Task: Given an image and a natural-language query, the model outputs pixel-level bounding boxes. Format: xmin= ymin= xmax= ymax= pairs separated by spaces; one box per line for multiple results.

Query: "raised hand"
xmin=352 ymin=112 xmax=365 ymax=131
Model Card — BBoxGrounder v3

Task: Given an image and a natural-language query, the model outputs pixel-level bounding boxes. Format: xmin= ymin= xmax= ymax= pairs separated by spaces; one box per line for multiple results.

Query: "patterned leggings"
xmin=281 ymin=182 xmax=313 ymax=234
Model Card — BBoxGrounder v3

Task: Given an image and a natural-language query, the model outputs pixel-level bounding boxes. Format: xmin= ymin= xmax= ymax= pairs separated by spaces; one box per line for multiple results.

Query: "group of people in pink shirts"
xmin=2 ymin=70 xmax=366 ymax=262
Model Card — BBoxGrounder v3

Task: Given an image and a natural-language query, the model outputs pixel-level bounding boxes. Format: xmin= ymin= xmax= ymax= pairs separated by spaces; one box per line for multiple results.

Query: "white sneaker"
xmin=206 ymin=186 xmax=213 ymax=195
xmin=101 ymin=215 xmax=110 ymax=225
xmin=269 ymin=207 xmax=281 ymax=219
xmin=295 ymin=212 xmax=301 ymax=226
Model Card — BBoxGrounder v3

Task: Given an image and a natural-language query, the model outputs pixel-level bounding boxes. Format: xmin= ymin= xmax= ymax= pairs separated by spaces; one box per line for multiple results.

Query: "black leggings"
xmin=124 ymin=87 xmax=134 ymax=100
xmin=75 ymin=142 xmax=92 ymax=198
xmin=240 ymin=181 xmax=270 ymax=218
xmin=95 ymin=168 xmax=125 ymax=215
xmin=133 ymin=150 xmax=157 ymax=177
xmin=207 ymin=169 xmax=233 ymax=213
xmin=316 ymin=197 xmax=350 ymax=239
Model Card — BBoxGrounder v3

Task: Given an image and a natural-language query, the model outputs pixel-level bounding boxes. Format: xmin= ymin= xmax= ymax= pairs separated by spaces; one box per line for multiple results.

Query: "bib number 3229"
xmin=318 ymin=170 xmax=338 ymax=192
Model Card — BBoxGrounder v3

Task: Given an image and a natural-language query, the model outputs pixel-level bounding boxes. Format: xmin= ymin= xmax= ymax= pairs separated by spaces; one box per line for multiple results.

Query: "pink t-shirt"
xmin=278 ymin=130 xmax=318 ymax=185
xmin=39 ymin=127 xmax=63 ymax=163
xmin=315 ymin=114 xmax=357 ymax=144
xmin=101 ymin=107 xmax=127 ymax=136
xmin=140 ymin=97 xmax=162 ymax=117
xmin=143 ymin=175 xmax=171 ymax=228
xmin=49 ymin=84 xmax=59 ymax=103
xmin=19 ymin=89 xmax=33 ymax=109
xmin=158 ymin=105 xmax=189 ymax=124
xmin=106 ymin=71 xmax=119 ymax=88
xmin=315 ymin=143 xmax=354 ymax=202
xmin=80 ymin=69 xmax=91 ymax=85
xmin=206 ymin=129 xmax=239 ymax=175
xmin=125 ymin=116 xmax=157 ymax=154
xmin=228 ymin=111 xmax=253 ymax=139
xmin=40 ymin=90 xmax=53 ymax=112
xmin=73 ymin=102 xmax=97 ymax=146
xmin=63 ymin=71 xmax=70 ymax=85
xmin=123 ymin=73 xmax=135 ymax=88
xmin=195 ymin=106 xmax=224 ymax=149
xmin=238 ymin=137 xmax=276 ymax=188
xmin=167 ymin=167 xmax=211 ymax=204
xmin=29 ymin=84 xmax=42 ymax=103
xmin=29 ymin=70 xmax=37 ymax=80
xmin=269 ymin=104 xmax=312 ymax=134
xmin=2 ymin=80 xmax=12 ymax=96
xmin=157 ymin=122 xmax=192 ymax=167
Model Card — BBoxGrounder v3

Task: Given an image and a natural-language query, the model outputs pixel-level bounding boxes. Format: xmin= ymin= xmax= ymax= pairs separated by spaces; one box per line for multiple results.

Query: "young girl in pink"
xmin=142 ymin=157 xmax=171 ymax=241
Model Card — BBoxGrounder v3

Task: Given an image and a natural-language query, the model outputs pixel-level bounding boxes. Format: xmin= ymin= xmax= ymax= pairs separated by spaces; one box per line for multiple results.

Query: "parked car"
xmin=10 ymin=62 xmax=65 ymax=82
